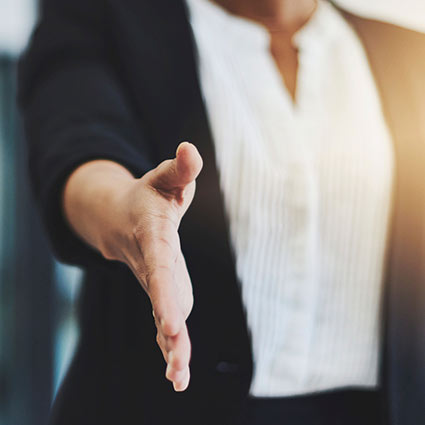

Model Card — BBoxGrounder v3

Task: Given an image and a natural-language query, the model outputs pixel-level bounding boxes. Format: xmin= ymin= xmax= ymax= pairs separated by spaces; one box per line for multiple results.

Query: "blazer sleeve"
xmin=17 ymin=0 xmax=154 ymax=267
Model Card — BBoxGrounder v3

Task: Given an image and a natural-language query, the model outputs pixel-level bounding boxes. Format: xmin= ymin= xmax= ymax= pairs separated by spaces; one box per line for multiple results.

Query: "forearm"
xmin=63 ymin=160 xmax=136 ymax=260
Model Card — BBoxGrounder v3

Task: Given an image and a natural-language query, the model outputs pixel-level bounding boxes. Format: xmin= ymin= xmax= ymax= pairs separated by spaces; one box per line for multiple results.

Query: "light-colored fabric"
xmin=185 ymin=0 xmax=394 ymax=396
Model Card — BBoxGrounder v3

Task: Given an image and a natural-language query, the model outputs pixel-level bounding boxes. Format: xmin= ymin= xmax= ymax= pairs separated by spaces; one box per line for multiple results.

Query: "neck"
xmin=212 ymin=0 xmax=318 ymax=34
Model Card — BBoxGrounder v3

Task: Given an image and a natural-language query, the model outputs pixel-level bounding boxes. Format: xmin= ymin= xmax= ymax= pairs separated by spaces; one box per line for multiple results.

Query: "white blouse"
xmin=185 ymin=0 xmax=394 ymax=396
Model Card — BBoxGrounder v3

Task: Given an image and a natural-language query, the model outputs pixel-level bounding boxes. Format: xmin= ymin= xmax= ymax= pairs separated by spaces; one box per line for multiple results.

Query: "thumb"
xmin=149 ymin=142 xmax=203 ymax=193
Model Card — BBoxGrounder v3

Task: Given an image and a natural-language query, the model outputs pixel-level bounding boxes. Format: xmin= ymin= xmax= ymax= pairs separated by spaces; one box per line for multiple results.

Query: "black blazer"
xmin=18 ymin=1 xmax=425 ymax=424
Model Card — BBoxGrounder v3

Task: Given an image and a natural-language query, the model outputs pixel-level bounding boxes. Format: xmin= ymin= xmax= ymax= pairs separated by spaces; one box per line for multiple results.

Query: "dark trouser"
xmin=241 ymin=389 xmax=383 ymax=425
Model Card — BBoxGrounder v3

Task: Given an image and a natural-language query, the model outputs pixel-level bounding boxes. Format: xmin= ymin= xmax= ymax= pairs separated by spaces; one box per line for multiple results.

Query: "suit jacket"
xmin=18 ymin=0 xmax=425 ymax=424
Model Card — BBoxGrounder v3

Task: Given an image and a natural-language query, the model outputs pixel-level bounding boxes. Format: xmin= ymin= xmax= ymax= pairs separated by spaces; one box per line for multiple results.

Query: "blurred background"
xmin=0 ymin=1 xmax=423 ymax=424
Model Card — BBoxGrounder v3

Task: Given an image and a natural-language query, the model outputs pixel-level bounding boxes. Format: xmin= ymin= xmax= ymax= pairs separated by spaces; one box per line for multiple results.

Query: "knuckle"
xmin=163 ymin=159 xmax=178 ymax=179
xmin=172 ymin=356 xmax=187 ymax=372
xmin=161 ymin=318 xmax=180 ymax=337
xmin=100 ymin=246 xmax=117 ymax=261
xmin=132 ymin=224 xmax=144 ymax=242
xmin=158 ymin=159 xmax=174 ymax=173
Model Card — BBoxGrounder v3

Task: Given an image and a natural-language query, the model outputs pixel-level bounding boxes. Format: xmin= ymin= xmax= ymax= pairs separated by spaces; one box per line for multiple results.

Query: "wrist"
xmin=63 ymin=160 xmax=138 ymax=261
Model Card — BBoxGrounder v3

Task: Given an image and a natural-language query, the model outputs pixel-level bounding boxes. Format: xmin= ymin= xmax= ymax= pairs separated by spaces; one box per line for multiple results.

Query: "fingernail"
xmin=176 ymin=142 xmax=185 ymax=156
xmin=173 ymin=372 xmax=189 ymax=392
xmin=176 ymin=141 xmax=192 ymax=157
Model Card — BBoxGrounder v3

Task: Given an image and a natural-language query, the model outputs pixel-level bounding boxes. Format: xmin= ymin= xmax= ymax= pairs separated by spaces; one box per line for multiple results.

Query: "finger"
xmin=156 ymin=331 xmax=169 ymax=363
xmin=165 ymin=362 xmax=187 ymax=383
xmin=158 ymin=323 xmax=191 ymax=369
xmin=134 ymin=221 xmax=183 ymax=336
xmin=166 ymin=324 xmax=191 ymax=372
xmin=167 ymin=365 xmax=190 ymax=392
xmin=156 ymin=325 xmax=191 ymax=378
xmin=175 ymin=251 xmax=194 ymax=320
xmin=175 ymin=142 xmax=203 ymax=186
xmin=148 ymin=267 xmax=184 ymax=337
xmin=148 ymin=142 xmax=203 ymax=194
xmin=157 ymin=324 xmax=191 ymax=391
xmin=173 ymin=367 xmax=190 ymax=392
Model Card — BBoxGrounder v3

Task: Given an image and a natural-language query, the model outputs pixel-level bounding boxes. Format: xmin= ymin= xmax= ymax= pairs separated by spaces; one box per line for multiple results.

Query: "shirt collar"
xmin=186 ymin=0 xmax=345 ymax=51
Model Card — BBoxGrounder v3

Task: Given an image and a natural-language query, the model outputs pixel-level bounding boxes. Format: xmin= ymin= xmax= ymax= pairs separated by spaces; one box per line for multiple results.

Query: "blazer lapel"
xmin=127 ymin=1 xmax=425 ymax=420
xmin=131 ymin=0 xmax=253 ymax=414
xmin=343 ymin=12 xmax=425 ymax=424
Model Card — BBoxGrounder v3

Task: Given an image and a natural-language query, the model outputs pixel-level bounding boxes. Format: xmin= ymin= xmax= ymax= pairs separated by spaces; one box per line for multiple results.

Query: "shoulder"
xmin=335 ymin=6 xmax=425 ymax=61
xmin=333 ymin=7 xmax=425 ymax=88
xmin=331 ymin=6 xmax=425 ymax=141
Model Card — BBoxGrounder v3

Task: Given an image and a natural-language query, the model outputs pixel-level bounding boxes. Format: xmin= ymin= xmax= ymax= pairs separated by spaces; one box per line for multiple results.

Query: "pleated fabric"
xmin=185 ymin=0 xmax=394 ymax=396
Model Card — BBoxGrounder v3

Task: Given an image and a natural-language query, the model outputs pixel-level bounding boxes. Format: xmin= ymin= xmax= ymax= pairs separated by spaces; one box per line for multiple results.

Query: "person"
xmin=18 ymin=0 xmax=425 ymax=424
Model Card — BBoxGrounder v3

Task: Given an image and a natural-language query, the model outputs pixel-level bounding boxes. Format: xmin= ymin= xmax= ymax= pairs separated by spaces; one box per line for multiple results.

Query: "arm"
xmin=18 ymin=0 xmax=201 ymax=391
xmin=18 ymin=0 xmax=152 ymax=265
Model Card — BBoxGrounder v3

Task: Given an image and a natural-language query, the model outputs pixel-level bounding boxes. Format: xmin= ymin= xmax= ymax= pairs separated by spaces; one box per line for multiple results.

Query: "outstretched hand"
xmin=63 ymin=142 xmax=203 ymax=392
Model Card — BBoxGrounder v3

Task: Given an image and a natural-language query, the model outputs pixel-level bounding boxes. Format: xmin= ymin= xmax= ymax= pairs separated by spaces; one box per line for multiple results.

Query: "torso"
xmin=186 ymin=0 xmax=394 ymax=396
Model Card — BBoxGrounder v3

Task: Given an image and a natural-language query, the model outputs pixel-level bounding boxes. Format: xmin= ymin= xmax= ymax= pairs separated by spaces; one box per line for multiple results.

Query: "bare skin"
xmin=214 ymin=0 xmax=317 ymax=101
xmin=64 ymin=143 xmax=202 ymax=392
xmin=63 ymin=0 xmax=317 ymax=393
